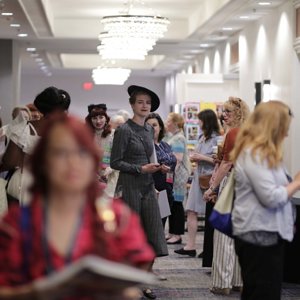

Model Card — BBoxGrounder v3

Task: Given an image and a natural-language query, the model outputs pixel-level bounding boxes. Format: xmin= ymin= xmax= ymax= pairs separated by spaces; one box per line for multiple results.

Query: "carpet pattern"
xmin=151 ymin=231 xmax=300 ymax=299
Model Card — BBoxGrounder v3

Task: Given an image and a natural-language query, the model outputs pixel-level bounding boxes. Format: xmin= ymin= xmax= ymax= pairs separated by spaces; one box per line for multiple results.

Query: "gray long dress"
xmin=110 ymin=119 xmax=168 ymax=257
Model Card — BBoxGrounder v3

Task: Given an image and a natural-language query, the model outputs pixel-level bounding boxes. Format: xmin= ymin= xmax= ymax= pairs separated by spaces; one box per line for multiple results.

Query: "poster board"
xmin=182 ymin=102 xmax=200 ymax=124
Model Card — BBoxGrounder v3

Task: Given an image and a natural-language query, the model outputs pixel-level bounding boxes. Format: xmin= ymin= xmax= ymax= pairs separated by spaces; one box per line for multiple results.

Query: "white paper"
xmin=158 ymin=190 xmax=171 ymax=218
xmin=150 ymin=141 xmax=158 ymax=164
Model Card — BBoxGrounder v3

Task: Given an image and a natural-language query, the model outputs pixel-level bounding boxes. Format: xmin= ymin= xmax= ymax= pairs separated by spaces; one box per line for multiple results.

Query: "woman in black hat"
xmin=110 ymin=85 xmax=168 ymax=299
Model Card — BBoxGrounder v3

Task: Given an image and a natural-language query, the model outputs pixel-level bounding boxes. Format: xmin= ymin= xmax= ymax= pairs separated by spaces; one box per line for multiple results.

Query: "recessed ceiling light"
xmin=30 ymin=53 xmax=39 ymax=57
xmin=183 ymin=55 xmax=194 ymax=59
xmin=1 ymin=12 xmax=13 ymax=16
xmin=35 ymin=58 xmax=43 ymax=62
xmin=26 ymin=47 xmax=36 ymax=52
xmin=10 ymin=23 xmax=21 ymax=27
xmin=222 ymin=27 xmax=233 ymax=31
xmin=258 ymin=2 xmax=271 ymax=5
xmin=200 ymin=43 xmax=210 ymax=47
xmin=240 ymin=16 xmax=249 ymax=19
xmin=18 ymin=33 xmax=28 ymax=37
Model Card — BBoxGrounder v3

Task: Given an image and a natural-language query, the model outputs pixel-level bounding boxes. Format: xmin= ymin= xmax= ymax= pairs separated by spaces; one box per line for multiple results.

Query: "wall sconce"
xmin=262 ymin=79 xmax=271 ymax=102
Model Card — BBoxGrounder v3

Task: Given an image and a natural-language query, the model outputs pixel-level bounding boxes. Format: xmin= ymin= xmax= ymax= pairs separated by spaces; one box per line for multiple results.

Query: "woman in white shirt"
xmin=231 ymin=101 xmax=300 ymax=300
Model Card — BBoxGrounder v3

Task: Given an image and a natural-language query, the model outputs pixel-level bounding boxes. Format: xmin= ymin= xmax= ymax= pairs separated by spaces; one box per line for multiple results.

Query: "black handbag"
xmin=152 ymin=172 xmax=168 ymax=191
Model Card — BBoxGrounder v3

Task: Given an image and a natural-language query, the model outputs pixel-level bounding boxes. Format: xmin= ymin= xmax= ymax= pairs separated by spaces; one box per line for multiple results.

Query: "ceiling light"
xmin=222 ymin=27 xmax=233 ymax=31
xmin=200 ymin=43 xmax=210 ymax=47
xmin=18 ymin=33 xmax=28 ymax=37
xmin=258 ymin=2 xmax=271 ymax=5
xmin=240 ymin=16 xmax=249 ymax=19
xmin=30 ymin=53 xmax=39 ymax=57
xmin=10 ymin=23 xmax=20 ymax=27
xmin=1 ymin=12 xmax=13 ymax=16
xmin=35 ymin=58 xmax=43 ymax=62
xmin=26 ymin=47 xmax=36 ymax=52
xmin=98 ymin=0 xmax=169 ymax=60
xmin=92 ymin=67 xmax=131 ymax=85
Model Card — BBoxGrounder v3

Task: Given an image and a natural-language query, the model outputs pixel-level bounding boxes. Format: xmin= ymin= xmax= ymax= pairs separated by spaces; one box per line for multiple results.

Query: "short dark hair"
xmin=145 ymin=112 xmax=165 ymax=142
xmin=34 ymin=86 xmax=70 ymax=115
xmin=198 ymin=109 xmax=220 ymax=139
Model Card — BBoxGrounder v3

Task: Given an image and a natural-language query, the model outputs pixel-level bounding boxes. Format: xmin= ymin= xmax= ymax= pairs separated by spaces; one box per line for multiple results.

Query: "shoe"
xmin=143 ymin=288 xmax=157 ymax=299
xmin=210 ymin=287 xmax=231 ymax=295
xmin=167 ymin=238 xmax=182 ymax=245
xmin=174 ymin=248 xmax=196 ymax=257
xmin=165 ymin=235 xmax=172 ymax=240
xmin=152 ymin=271 xmax=167 ymax=281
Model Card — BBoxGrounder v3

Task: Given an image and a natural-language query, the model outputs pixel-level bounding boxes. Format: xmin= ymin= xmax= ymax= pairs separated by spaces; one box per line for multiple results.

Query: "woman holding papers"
xmin=145 ymin=113 xmax=177 ymax=225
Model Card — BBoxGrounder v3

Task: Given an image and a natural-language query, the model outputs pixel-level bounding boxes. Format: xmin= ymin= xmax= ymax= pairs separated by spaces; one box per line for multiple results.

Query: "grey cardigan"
xmin=232 ymin=149 xmax=295 ymax=242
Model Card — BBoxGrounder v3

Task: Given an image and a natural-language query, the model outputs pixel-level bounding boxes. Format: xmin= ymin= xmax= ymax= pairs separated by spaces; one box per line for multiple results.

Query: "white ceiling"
xmin=0 ymin=0 xmax=287 ymax=78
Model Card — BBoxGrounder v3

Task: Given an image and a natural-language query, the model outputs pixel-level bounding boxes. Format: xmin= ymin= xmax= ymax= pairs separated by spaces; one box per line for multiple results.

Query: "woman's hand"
xmin=212 ymin=154 xmax=221 ymax=165
xmin=160 ymin=164 xmax=171 ymax=174
xmin=141 ymin=163 xmax=161 ymax=174
xmin=294 ymin=171 xmax=300 ymax=184
xmin=190 ymin=153 xmax=205 ymax=162
xmin=203 ymin=188 xmax=213 ymax=202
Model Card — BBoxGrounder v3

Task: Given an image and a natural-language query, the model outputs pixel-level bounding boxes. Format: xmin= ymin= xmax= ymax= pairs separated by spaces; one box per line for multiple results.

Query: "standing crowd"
xmin=0 ymin=85 xmax=299 ymax=300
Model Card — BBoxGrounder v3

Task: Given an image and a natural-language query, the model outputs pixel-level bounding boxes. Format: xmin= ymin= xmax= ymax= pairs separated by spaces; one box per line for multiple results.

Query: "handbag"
xmin=209 ymin=170 xmax=235 ymax=237
xmin=198 ymin=174 xmax=211 ymax=190
xmin=6 ymin=168 xmax=23 ymax=200
xmin=153 ymin=172 xmax=167 ymax=192
xmin=0 ymin=177 xmax=8 ymax=215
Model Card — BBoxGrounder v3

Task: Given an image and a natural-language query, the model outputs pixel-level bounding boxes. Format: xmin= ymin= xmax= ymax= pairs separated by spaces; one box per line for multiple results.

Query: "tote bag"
xmin=209 ymin=170 xmax=235 ymax=237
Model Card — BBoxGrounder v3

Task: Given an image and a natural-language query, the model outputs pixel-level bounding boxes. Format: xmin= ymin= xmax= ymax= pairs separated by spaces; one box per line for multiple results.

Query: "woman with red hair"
xmin=0 ymin=113 xmax=154 ymax=299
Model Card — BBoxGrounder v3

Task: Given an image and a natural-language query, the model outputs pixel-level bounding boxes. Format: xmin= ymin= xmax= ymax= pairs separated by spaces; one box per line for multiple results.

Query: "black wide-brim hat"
xmin=127 ymin=85 xmax=160 ymax=112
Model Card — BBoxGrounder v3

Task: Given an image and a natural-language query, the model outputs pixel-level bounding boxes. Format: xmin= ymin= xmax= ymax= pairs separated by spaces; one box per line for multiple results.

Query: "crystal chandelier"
xmin=98 ymin=0 xmax=170 ymax=60
xmin=92 ymin=67 xmax=131 ymax=85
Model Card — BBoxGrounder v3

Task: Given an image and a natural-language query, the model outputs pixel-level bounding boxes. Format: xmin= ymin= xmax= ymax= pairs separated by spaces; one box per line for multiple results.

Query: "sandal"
xmin=143 ymin=288 xmax=157 ymax=299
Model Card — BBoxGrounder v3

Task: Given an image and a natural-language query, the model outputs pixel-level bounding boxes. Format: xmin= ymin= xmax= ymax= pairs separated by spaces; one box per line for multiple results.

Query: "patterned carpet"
xmin=150 ymin=230 xmax=300 ymax=300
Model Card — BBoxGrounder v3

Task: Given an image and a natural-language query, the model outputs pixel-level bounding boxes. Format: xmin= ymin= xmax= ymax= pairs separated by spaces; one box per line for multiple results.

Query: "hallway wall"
xmin=20 ymin=73 xmax=168 ymax=120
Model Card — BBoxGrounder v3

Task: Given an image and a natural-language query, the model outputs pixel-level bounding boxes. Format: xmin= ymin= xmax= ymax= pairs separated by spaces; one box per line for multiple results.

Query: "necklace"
xmin=42 ymin=200 xmax=84 ymax=274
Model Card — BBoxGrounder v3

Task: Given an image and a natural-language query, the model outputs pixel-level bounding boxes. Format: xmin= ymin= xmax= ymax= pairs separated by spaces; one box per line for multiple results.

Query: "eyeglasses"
xmin=48 ymin=147 xmax=92 ymax=161
xmin=223 ymin=109 xmax=233 ymax=114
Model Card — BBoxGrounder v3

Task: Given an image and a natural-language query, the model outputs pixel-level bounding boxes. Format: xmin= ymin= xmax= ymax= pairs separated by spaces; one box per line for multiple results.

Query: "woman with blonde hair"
xmin=231 ymin=101 xmax=300 ymax=300
xmin=164 ymin=112 xmax=191 ymax=244
xmin=203 ymin=96 xmax=250 ymax=295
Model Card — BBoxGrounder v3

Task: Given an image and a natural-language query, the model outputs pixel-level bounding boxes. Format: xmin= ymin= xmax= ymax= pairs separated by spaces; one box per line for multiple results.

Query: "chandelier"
xmin=92 ymin=67 xmax=131 ymax=85
xmin=98 ymin=1 xmax=170 ymax=60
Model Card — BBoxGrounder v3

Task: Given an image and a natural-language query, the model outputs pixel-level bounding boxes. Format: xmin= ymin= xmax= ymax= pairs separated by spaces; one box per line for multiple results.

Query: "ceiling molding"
xmin=18 ymin=0 xmax=53 ymax=37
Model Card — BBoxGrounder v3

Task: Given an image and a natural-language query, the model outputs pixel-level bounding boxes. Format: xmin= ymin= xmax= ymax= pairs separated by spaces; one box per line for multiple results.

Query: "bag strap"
xmin=28 ymin=122 xmax=38 ymax=136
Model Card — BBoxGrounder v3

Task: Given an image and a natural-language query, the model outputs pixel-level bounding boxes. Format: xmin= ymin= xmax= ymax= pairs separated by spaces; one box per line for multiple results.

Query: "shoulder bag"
xmin=209 ymin=170 xmax=235 ymax=237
